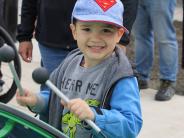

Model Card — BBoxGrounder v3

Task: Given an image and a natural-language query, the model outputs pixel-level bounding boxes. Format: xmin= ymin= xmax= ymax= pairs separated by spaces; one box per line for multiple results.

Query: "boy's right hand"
xmin=16 ymin=89 xmax=37 ymax=107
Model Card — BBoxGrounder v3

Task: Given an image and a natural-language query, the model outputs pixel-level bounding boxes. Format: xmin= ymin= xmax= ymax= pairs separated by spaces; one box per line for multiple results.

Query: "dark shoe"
xmin=155 ymin=80 xmax=175 ymax=101
xmin=0 ymin=79 xmax=5 ymax=92
xmin=137 ymin=79 xmax=149 ymax=89
xmin=134 ymin=72 xmax=149 ymax=89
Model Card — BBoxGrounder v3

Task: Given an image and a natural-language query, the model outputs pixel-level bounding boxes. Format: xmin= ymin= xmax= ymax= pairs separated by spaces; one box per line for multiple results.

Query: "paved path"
xmin=138 ymin=89 xmax=184 ymax=138
xmin=5 ymin=39 xmax=184 ymax=138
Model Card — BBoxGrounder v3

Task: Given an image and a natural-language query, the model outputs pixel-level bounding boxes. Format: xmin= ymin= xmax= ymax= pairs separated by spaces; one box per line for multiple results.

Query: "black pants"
xmin=0 ymin=0 xmax=18 ymax=41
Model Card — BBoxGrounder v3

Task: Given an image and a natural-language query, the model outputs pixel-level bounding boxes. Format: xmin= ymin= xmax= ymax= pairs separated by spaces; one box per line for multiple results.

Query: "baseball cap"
xmin=72 ymin=0 xmax=128 ymax=33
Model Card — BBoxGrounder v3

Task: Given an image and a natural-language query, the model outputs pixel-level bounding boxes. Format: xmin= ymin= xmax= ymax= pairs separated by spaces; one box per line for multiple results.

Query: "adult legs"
xmin=149 ymin=0 xmax=178 ymax=100
xmin=133 ymin=1 xmax=154 ymax=83
xmin=38 ymin=43 xmax=70 ymax=75
xmin=38 ymin=43 xmax=70 ymax=90
xmin=150 ymin=0 xmax=178 ymax=82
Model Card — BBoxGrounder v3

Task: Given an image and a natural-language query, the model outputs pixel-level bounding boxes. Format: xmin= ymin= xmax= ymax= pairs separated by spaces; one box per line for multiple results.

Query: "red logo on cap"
xmin=95 ymin=0 xmax=117 ymax=11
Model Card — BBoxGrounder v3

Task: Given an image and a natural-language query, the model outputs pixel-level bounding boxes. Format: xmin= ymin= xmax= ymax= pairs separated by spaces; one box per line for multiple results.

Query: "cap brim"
xmin=73 ymin=15 xmax=129 ymax=34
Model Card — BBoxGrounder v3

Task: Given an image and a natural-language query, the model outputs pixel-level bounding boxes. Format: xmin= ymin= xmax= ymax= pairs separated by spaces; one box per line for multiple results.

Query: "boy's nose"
xmin=90 ymin=32 xmax=102 ymax=41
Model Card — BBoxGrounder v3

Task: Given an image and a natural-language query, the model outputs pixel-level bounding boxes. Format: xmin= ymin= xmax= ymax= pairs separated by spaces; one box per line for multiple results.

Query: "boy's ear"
xmin=70 ymin=24 xmax=77 ymax=40
xmin=116 ymin=28 xmax=125 ymax=43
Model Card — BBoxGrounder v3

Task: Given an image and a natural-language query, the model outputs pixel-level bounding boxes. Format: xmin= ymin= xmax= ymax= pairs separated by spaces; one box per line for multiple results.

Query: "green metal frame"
xmin=0 ymin=109 xmax=55 ymax=138
xmin=0 ymin=119 xmax=15 ymax=137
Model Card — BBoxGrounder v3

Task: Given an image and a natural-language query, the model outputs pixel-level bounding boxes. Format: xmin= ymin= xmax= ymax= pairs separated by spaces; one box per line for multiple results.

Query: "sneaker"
xmin=155 ymin=80 xmax=175 ymax=101
xmin=0 ymin=79 xmax=5 ymax=92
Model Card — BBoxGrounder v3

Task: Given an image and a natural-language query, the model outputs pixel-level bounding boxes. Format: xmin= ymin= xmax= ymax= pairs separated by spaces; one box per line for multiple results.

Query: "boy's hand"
xmin=61 ymin=98 xmax=95 ymax=121
xmin=16 ymin=89 xmax=37 ymax=107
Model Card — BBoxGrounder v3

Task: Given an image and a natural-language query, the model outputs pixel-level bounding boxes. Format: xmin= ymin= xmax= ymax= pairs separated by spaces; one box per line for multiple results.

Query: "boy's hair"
xmin=71 ymin=0 xmax=128 ymax=33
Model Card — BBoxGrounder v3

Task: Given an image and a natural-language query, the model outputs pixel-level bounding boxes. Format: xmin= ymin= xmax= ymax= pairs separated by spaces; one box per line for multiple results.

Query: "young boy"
xmin=16 ymin=0 xmax=142 ymax=137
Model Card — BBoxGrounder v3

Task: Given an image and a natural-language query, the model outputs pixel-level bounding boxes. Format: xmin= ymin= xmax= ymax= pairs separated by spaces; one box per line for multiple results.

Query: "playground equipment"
xmin=0 ymin=0 xmax=20 ymax=102
xmin=0 ymin=26 xmax=21 ymax=103
xmin=0 ymin=38 xmax=69 ymax=138
xmin=0 ymin=102 xmax=68 ymax=138
xmin=0 ymin=44 xmax=24 ymax=96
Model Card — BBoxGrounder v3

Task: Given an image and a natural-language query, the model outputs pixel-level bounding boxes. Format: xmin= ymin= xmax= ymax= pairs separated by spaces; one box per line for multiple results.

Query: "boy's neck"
xmin=80 ymin=58 xmax=102 ymax=68
xmin=80 ymin=53 xmax=114 ymax=68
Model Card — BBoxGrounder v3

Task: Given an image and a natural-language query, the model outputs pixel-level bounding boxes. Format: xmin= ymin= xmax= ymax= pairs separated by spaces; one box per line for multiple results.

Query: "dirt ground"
xmin=126 ymin=21 xmax=184 ymax=95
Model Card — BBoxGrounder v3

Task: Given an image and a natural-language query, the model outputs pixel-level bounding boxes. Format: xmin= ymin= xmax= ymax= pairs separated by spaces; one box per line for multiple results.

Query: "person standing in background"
xmin=133 ymin=0 xmax=178 ymax=101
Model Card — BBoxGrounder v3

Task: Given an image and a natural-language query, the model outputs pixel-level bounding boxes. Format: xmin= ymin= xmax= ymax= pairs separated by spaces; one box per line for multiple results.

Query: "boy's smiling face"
xmin=70 ymin=21 xmax=124 ymax=67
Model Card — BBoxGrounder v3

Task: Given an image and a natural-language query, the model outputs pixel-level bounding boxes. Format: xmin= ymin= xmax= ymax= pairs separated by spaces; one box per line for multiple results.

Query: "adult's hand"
xmin=18 ymin=41 xmax=33 ymax=62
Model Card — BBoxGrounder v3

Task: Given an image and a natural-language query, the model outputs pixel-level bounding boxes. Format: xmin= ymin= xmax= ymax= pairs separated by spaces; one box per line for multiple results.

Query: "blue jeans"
xmin=132 ymin=0 xmax=178 ymax=81
xmin=38 ymin=43 xmax=70 ymax=75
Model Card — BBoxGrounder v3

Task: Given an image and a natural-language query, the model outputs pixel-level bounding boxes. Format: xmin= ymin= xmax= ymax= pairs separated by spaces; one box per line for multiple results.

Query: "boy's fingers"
xmin=16 ymin=90 xmax=36 ymax=107
xmin=74 ymin=107 xmax=83 ymax=116
xmin=16 ymin=91 xmax=19 ymax=97
xmin=17 ymin=96 xmax=33 ymax=107
xmin=16 ymin=97 xmax=27 ymax=106
xmin=78 ymin=113 xmax=86 ymax=120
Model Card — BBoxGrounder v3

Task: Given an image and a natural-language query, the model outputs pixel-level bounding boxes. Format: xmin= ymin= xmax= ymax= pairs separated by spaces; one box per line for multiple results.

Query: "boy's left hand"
xmin=61 ymin=98 xmax=95 ymax=121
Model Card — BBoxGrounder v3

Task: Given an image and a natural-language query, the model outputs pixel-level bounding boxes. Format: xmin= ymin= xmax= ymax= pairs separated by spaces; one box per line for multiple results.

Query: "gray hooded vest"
xmin=48 ymin=46 xmax=133 ymax=134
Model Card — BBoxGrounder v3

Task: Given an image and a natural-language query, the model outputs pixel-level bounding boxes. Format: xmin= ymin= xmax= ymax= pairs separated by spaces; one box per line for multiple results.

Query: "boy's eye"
xmin=103 ymin=28 xmax=113 ymax=33
xmin=82 ymin=28 xmax=91 ymax=32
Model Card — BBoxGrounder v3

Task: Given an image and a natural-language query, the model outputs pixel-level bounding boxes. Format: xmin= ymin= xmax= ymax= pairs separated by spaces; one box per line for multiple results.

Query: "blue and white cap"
xmin=72 ymin=0 xmax=128 ymax=33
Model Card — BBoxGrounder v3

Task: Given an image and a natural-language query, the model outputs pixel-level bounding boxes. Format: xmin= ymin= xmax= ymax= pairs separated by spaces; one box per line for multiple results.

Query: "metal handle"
xmin=8 ymin=63 xmax=24 ymax=95
xmin=45 ymin=80 xmax=101 ymax=133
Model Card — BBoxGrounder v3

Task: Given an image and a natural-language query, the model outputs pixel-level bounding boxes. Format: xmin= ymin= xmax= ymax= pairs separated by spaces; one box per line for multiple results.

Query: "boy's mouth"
xmin=88 ymin=45 xmax=106 ymax=52
xmin=88 ymin=45 xmax=105 ymax=49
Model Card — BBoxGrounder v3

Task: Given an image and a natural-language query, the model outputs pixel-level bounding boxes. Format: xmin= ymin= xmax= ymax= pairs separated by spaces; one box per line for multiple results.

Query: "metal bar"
xmin=8 ymin=63 xmax=24 ymax=95
xmin=45 ymin=81 xmax=102 ymax=133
